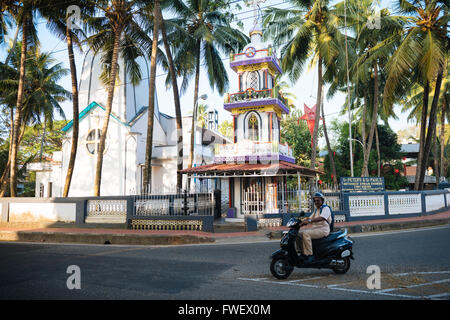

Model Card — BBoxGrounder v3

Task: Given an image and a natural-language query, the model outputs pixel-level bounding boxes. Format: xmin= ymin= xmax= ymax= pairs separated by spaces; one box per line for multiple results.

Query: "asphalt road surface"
xmin=1 ymin=225 xmax=449 ymax=301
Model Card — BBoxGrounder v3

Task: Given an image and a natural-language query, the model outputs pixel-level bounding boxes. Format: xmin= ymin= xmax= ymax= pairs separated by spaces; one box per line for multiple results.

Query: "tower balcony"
xmin=224 ymin=88 xmax=289 ymax=114
xmin=229 ymin=47 xmax=282 ymax=74
xmin=214 ymin=140 xmax=294 ymax=164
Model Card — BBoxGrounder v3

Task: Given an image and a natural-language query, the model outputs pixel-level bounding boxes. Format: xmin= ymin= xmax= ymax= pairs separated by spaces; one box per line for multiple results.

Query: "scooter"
xmin=270 ymin=212 xmax=354 ymax=279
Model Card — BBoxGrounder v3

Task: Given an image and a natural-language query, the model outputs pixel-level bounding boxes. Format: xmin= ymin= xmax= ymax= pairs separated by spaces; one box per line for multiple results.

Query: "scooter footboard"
xmin=270 ymin=249 xmax=288 ymax=260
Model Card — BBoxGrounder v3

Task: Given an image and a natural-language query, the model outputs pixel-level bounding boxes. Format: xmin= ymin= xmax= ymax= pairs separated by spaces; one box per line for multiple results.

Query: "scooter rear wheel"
xmin=270 ymin=257 xmax=294 ymax=279
xmin=332 ymin=257 xmax=351 ymax=274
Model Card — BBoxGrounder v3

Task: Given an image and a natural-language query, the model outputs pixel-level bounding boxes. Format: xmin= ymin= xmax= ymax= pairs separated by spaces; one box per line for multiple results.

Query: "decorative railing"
xmin=388 ymin=193 xmax=422 ymax=214
xmin=348 ymin=194 xmax=385 ymax=217
xmin=224 ymin=88 xmax=288 ymax=108
xmin=230 ymin=48 xmax=280 ymax=65
xmin=214 ymin=140 xmax=293 ymax=158
xmin=86 ymin=199 xmax=127 ymax=223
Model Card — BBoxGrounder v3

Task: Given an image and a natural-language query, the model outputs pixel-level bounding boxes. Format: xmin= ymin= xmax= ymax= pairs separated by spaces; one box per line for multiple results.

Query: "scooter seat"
xmin=312 ymin=229 xmax=345 ymax=246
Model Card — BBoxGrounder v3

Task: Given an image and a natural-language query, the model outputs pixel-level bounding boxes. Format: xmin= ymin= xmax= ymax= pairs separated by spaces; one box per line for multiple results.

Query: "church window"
xmin=247 ymin=71 xmax=259 ymax=90
xmin=86 ymin=129 xmax=103 ymax=155
xmin=248 ymin=113 xmax=259 ymax=141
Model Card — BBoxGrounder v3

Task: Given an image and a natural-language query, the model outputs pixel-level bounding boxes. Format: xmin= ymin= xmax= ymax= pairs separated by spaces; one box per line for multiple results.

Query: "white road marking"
xmin=426 ymin=293 xmax=450 ymax=299
xmin=238 ymin=276 xmax=450 ymax=300
xmin=392 ymin=270 xmax=450 ymax=277
xmin=287 ymin=276 xmax=324 ymax=283
xmin=378 ymin=279 xmax=450 ymax=293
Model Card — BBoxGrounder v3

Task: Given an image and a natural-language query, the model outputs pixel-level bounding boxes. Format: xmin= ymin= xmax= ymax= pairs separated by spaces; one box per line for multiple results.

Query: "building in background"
xmin=28 ymin=49 xmax=229 ymax=197
xmin=181 ymin=18 xmax=321 ymax=219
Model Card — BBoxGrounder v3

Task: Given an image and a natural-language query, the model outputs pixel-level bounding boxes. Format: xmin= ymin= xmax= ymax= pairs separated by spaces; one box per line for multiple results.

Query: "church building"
xmin=28 ymin=49 xmax=228 ymax=197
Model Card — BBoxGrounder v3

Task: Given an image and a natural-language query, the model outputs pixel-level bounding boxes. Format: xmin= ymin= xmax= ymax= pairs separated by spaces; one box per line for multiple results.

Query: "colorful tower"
xmin=181 ymin=6 xmax=321 ymax=219
xmin=214 ymin=22 xmax=294 ymax=164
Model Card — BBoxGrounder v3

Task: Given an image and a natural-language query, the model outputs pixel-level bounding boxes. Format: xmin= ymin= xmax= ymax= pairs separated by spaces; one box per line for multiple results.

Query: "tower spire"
xmin=249 ymin=0 xmax=265 ymax=36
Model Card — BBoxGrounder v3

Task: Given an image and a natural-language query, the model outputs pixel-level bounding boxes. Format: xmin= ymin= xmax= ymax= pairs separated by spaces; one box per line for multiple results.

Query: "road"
xmin=0 ymin=225 xmax=449 ymax=302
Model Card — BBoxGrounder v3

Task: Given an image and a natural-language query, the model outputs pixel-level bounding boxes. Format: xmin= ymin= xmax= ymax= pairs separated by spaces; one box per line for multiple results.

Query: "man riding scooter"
xmin=296 ymin=192 xmax=332 ymax=264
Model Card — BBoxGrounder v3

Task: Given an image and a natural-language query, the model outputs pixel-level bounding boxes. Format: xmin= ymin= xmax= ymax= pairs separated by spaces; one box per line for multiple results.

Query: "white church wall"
xmin=125 ymin=135 xmax=138 ymax=195
xmin=63 ymin=109 xmax=129 ymax=196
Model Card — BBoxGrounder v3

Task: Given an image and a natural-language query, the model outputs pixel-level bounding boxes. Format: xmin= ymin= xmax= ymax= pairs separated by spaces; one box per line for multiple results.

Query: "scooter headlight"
xmin=286 ymin=218 xmax=298 ymax=227
xmin=341 ymin=249 xmax=351 ymax=258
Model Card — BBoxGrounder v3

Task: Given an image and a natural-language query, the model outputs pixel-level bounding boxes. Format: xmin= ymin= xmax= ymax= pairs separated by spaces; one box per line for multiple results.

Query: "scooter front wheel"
xmin=270 ymin=257 xmax=294 ymax=279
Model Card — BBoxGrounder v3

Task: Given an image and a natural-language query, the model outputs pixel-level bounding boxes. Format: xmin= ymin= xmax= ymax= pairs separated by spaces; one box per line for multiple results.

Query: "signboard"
xmin=340 ymin=177 xmax=385 ymax=192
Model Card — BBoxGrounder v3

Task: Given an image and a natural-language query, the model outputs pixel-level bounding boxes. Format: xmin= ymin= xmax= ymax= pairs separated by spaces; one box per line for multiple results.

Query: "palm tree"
xmin=383 ymin=0 xmax=448 ymax=190
xmin=0 ymin=44 xmax=70 ymax=195
xmin=85 ymin=0 xmax=152 ymax=196
xmin=7 ymin=0 xmax=40 ymax=197
xmin=334 ymin=0 xmax=406 ymax=177
xmin=155 ymin=1 xmax=185 ymax=191
xmin=401 ymin=75 xmax=449 ymax=183
xmin=41 ymin=1 xmax=95 ymax=197
xmin=170 ymin=0 xmax=248 ymax=177
xmin=142 ymin=0 xmax=160 ymax=194
xmin=264 ymin=0 xmax=345 ymax=173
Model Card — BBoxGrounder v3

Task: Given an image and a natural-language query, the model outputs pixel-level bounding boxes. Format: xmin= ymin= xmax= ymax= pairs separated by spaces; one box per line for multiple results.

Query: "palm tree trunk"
xmin=418 ymin=67 xmax=444 ymax=190
xmin=375 ymin=125 xmax=381 ymax=177
xmin=310 ymin=56 xmax=322 ymax=170
xmin=0 ymin=108 xmax=14 ymax=196
xmin=39 ymin=119 xmax=47 ymax=162
xmin=187 ymin=40 xmax=201 ymax=190
xmin=10 ymin=19 xmax=28 ymax=197
xmin=63 ymin=26 xmax=79 ymax=197
xmin=321 ymin=91 xmax=337 ymax=185
xmin=440 ymin=93 xmax=447 ymax=179
xmin=0 ymin=158 xmax=10 ymax=197
xmin=362 ymin=63 xmax=379 ymax=177
xmin=158 ymin=6 xmax=183 ymax=191
xmin=432 ymin=128 xmax=439 ymax=186
xmin=94 ymin=26 xmax=123 ymax=196
xmin=143 ymin=0 xmax=160 ymax=194
xmin=2 ymin=120 xmax=26 ymax=196
xmin=362 ymin=93 xmax=368 ymax=165
xmin=414 ymin=81 xmax=429 ymax=190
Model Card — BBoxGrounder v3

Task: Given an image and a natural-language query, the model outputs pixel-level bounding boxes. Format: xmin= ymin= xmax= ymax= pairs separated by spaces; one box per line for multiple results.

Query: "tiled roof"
xmin=179 ymin=161 xmax=322 ymax=177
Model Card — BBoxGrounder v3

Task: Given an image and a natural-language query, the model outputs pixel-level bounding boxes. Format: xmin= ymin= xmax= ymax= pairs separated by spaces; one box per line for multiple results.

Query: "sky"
xmin=0 ymin=0 xmax=416 ymax=148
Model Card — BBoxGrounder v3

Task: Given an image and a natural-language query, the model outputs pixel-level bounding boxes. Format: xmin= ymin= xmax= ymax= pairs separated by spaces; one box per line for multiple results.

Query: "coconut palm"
xmin=263 ymin=0 xmax=345 ymax=172
xmin=41 ymin=1 xmax=96 ymax=197
xmin=142 ymin=0 xmax=160 ymax=194
xmin=170 ymin=0 xmax=248 ymax=177
xmin=333 ymin=0 xmax=407 ymax=177
xmin=147 ymin=0 xmax=185 ymax=191
xmin=4 ymin=0 xmax=41 ymax=197
xmin=401 ymin=74 xmax=449 ymax=183
xmin=383 ymin=0 xmax=448 ymax=190
xmin=0 ymin=44 xmax=70 ymax=196
xmin=84 ymin=0 xmax=153 ymax=196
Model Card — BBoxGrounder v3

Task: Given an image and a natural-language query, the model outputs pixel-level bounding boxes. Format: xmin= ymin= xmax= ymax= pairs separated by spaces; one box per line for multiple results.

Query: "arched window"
xmin=246 ymin=71 xmax=259 ymax=90
xmin=86 ymin=129 xmax=106 ymax=155
xmin=248 ymin=113 xmax=259 ymax=141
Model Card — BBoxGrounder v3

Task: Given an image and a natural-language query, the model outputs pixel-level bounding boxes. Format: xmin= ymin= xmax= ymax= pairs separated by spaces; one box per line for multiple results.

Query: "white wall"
xmin=62 ymin=108 xmax=130 ymax=196
xmin=8 ymin=202 xmax=76 ymax=223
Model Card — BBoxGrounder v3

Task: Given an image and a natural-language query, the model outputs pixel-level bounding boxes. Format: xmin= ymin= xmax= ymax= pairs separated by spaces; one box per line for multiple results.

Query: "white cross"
xmin=249 ymin=0 xmax=266 ymax=27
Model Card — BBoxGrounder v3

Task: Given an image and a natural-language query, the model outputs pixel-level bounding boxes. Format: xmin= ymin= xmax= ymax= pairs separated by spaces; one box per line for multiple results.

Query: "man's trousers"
xmin=296 ymin=227 xmax=329 ymax=256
